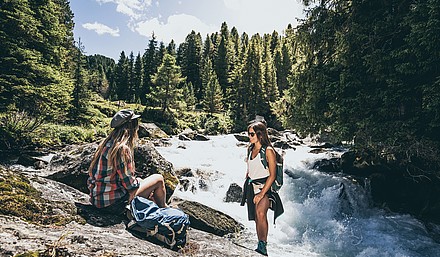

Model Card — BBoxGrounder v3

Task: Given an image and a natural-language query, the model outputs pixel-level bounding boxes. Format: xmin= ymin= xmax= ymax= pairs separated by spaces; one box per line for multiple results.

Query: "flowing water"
xmin=156 ymin=134 xmax=440 ymax=257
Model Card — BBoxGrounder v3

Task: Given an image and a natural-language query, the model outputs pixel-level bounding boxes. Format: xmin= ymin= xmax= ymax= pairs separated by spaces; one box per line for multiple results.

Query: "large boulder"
xmin=47 ymin=141 xmax=179 ymax=201
xmin=170 ymin=197 xmax=243 ymax=237
xmin=138 ymin=122 xmax=169 ymax=139
xmin=0 ymin=166 xmax=255 ymax=257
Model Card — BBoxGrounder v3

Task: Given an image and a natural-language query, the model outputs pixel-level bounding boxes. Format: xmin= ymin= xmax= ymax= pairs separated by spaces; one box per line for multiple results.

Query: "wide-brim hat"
xmin=110 ymin=109 xmax=141 ymax=128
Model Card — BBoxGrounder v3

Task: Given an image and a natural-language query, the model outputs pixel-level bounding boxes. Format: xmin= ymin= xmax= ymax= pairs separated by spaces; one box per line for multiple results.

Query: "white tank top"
xmin=248 ymin=152 xmax=270 ymax=180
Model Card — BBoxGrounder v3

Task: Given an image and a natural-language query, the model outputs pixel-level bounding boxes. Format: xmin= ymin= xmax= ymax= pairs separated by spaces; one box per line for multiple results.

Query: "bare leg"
xmin=255 ymin=195 xmax=270 ymax=241
xmin=135 ymin=174 xmax=167 ymax=207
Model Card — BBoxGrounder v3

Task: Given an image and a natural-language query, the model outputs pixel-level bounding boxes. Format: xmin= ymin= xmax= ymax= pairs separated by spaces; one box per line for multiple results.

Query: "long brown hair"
xmin=248 ymin=121 xmax=272 ymax=148
xmin=89 ymin=118 xmax=139 ymax=173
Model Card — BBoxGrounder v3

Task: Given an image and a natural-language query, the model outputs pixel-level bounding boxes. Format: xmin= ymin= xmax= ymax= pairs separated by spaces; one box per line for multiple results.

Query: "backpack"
xmin=126 ymin=196 xmax=190 ymax=250
xmin=248 ymin=145 xmax=284 ymax=192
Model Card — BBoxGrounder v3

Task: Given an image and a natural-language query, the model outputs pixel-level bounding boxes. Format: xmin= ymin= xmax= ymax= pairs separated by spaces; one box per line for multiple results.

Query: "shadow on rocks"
xmin=74 ymin=202 xmax=127 ymax=227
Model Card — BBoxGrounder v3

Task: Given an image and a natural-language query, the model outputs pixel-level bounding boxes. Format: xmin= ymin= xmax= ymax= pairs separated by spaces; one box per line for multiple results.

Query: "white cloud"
xmin=83 ymin=22 xmax=120 ymax=36
xmin=223 ymin=0 xmax=304 ymax=34
xmin=223 ymin=0 xmax=241 ymax=11
xmin=135 ymin=14 xmax=217 ymax=44
xmin=96 ymin=0 xmax=152 ymax=19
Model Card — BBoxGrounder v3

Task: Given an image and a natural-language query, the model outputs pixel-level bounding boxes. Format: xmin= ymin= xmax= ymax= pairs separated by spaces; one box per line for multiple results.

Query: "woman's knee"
xmin=150 ymin=173 xmax=165 ymax=186
xmin=256 ymin=209 xmax=267 ymax=220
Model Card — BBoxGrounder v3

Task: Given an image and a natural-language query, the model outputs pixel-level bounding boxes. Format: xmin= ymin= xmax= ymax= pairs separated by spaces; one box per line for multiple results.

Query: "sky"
xmin=70 ymin=0 xmax=306 ymax=61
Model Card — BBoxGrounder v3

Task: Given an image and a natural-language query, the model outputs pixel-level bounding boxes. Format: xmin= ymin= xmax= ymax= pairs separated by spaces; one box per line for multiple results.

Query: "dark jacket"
xmin=240 ymin=177 xmax=284 ymax=224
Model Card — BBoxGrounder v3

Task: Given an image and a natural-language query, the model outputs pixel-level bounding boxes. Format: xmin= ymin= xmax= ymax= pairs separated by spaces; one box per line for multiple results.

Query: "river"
xmin=156 ymin=134 xmax=440 ymax=257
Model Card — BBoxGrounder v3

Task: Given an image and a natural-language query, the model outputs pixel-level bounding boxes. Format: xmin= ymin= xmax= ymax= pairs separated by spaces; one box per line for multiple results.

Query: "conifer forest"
xmin=1 ymin=0 xmax=439 ymax=177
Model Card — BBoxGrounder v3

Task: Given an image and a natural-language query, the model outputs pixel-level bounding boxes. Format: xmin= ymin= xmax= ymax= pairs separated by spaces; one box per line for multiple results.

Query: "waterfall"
xmin=157 ymin=134 xmax=440 ymax=257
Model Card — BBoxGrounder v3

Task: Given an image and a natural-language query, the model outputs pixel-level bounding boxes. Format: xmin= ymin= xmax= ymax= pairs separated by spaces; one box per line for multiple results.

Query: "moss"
xmin=162 ymin=172 xmax=179 ymax=191
xmin=0 ymin=166 xmax=85 ymax=226
xmin=14 ymin=251 xmax=40 ymax=257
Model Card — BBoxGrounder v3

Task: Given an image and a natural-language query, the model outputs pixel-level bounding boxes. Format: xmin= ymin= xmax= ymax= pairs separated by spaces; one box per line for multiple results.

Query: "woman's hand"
xmin=129 ymin=188 xmax=138 ymax=201
xmin=253 ymin=192 xmax=264 ymax=205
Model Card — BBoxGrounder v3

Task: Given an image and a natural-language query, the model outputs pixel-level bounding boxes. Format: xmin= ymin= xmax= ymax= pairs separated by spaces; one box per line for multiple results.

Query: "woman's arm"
xmin=116 ymin=147 xmax=140 ymax=194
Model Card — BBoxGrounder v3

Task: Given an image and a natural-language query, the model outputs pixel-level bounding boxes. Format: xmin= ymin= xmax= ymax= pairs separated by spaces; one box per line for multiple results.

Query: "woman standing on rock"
xmin=87 ymin=109 xmax=167 ymax=215
xmin=241 ymin=119 xmax=284 ymax=256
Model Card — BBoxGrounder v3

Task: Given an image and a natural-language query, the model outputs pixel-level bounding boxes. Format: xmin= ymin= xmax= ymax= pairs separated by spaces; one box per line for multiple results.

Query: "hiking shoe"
xmin=255 ymin=240 xmax=268 ymax=256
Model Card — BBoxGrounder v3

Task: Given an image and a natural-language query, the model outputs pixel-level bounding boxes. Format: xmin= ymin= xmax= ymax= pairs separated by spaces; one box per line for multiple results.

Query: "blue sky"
xmin=70 ymin=0 xmax=306 ymax=60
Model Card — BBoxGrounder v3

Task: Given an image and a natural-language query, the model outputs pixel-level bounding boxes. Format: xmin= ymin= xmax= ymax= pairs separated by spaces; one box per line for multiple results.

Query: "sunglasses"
xmin=248 ymin=132 xmax=256 ymax=137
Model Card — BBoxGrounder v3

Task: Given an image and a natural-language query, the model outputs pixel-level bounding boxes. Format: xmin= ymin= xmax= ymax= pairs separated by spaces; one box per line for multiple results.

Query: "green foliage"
xmin=182 ymin=82 xmax=196 ymax=110
xmin=149 ymin=53 xmax=185 ymax=111
xmin=198 ymin=113 xmax=233 ymax=135
xmin=142 ymin=107 xmax=179 ymax=134
xmin=175 ymin=111 xmax=233 ymax=135
xmin=33 ymin=123 xmax=103 ymax=147
xmin=180 ymin=31 xmax=203 ymax=100
xmin=201 ymin=58 xmax=224 ymax=114
xmin=0 ymin=0 xmax=75 ymax=120
xmin=69 ymin=38 xmax=91 ymax=125
xmin=0 ymin=110 xmax=44 ymax=150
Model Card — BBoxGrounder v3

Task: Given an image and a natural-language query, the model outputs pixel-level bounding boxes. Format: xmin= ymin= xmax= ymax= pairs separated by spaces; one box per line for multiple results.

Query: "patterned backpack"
xmin=126 ymin=196 xmax=190 ymax=250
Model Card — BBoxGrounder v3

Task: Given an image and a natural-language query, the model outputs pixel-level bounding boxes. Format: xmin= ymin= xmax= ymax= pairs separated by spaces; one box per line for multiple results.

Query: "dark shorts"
xmin=97 ymin=194 xmax=130 ymax=216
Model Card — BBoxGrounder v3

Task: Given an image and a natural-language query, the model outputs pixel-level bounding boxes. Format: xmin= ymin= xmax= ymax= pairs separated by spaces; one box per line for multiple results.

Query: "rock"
xmin=47 ymin=141 xmax=179 ymax=201
xmin=193 ymin=134 xmax=209 ymax=141
xmin=234 ymin=133 xmax=249 ymax=143
xmin=175 ymin=167 xmax=194 ymax=177
xmin=138 ymin=122 xmax=169 ymax=139
xmin=170 ymin=197 xmax=243 ymax=237
xmin=309 ymin=148 xmax=326 ymax=154
xmin=224 ymin=183 xmax=242 ymax=203
xmin=0 ymin=165 xmax=256 ymax=256
xmin=311 ymin=158 xmax=341 ymax=172
xmin=33 ymin=160 xmax=46 ymax=169
xmin=179 ymin=134 xmax=191 ymax=141
xmin=178 ymin=129 xmax=210 ymax=141
xmin=310 ymin=142 xmax=334 ymax=149
xmin=17 ymin=154 xmax=38 ymax=167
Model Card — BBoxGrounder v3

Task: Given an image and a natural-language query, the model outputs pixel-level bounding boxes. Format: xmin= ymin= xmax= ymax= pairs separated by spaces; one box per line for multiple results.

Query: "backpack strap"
xmin=259 ymin=145 xmax=268 ymax=169
xmin=247 ymin=145 xmax=253 ymax=160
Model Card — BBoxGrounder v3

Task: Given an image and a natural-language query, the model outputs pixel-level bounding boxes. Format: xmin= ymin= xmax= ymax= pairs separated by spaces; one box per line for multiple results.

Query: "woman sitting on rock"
xmin=87 ymin=109 xmax=167 ymax=215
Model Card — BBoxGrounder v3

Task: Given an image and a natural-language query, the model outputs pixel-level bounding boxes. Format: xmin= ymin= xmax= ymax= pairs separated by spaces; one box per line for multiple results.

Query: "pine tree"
xmin=149 ymin=53 xmax=185 ymax=112
xmin=167 ymin=39 xmax=177 ymax=56
xmin=262 ymin=39 xmax=279 ymax=103
xmin=113 ymin=51 xmax=129 ymax=101
xmin=202 ymin=58 xmax=223 ymax=115
xmin=182 ymin=82 xmax=196 ymax=111
xmin=242 ymin=35 xmax=265 ymax=118
xmin=69 ymin=38 xmax=90 ymax=124
xmin=0 ymin=0 xmax=74 ymax=120
xmin=133 ymin=53 xmax=143 ymax=103
xmin=214 ymin=22 xmax=233 ymax=95
xmin=181 ymin=31 xmax=203 ymax=101
xmin=142 ymin=33 xmax=158 ymax=103
xmin=127 ymin=51 xmax=135 ymax=102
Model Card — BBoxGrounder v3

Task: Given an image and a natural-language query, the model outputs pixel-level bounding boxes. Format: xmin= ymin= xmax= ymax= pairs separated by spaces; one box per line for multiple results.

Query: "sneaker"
xmin=255 ymin=240 xmax=268 ymax=256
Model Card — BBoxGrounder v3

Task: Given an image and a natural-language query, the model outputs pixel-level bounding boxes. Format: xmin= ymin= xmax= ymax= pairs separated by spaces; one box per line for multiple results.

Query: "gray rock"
xmin=138 ymin=122 xmax=169 ymax=139
xmin=224 ymin=183 xmax=243 ymax=203
xmin=170 ymin=197 xmax=244 ymax=237
xmin=47 ymin=141 xmax=179 ymax=200
xmin=0 ymin=165 xmax=255 ymax=256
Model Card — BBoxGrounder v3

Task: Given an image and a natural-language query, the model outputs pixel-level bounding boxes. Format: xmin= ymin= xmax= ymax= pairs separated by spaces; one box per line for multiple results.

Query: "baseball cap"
xmin=110 ymin=109 xmax=141 ymax=128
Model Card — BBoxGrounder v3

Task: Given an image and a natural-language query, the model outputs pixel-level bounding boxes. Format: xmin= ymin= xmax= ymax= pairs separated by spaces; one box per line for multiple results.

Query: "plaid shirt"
xmin=87 ymin=140 xmax=139 ymax=208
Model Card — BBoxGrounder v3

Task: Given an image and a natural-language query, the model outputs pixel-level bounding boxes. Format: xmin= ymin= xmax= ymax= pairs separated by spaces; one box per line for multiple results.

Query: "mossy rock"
xmin=0 ymin=166 xmax=84 ymax=226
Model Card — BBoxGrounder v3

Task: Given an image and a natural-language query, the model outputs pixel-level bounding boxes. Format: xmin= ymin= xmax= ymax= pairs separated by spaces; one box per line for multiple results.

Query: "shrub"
xmin=33 ymin=124 xmax=107 ymax=147
xmin=0 ymin=110 xmax=43 ymax=150
xmin=142 ymin=108 xmax=179 ymax=134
